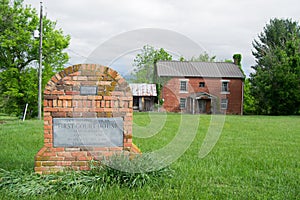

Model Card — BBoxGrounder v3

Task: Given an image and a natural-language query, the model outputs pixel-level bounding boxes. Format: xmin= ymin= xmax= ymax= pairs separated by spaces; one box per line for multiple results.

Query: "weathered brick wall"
xmin=162 ymin=77 xmax=243 ymax=114
xmin=35 ymin=64 xmax=139 ymax=175
xmin=222 ymin=78 xmax=243 ymax=114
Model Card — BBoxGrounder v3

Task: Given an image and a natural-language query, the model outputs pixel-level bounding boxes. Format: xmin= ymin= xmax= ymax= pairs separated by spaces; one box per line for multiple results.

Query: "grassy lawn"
xmin=0 ymin=113 xmax=299 ymax=199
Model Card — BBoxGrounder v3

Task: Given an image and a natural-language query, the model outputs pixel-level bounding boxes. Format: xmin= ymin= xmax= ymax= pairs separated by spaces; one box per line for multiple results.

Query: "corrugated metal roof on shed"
xmin=129 ymin=83 xmax=157 ymax=96
xmin=156 ymin=61 xmax=245 ymax=78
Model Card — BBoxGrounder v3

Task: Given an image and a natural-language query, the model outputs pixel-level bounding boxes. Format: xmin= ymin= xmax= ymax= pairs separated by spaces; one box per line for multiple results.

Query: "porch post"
xmin=192 ymin=98 xmax=194 ymax=115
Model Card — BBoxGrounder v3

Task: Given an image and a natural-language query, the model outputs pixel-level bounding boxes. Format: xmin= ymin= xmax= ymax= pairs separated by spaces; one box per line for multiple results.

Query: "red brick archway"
xmin=35 ymin=64 xmax=140 ymax=174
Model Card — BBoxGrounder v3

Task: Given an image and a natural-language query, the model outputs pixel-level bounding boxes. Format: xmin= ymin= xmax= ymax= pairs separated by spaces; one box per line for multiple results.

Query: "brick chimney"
xmin=233 ymin=54 xmax=241 ymax=66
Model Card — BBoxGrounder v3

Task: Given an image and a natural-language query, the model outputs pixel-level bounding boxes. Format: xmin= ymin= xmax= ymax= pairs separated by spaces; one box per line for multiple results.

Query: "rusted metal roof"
xmin=129 ymin=83 xmax=157 ymax=96
xmin=156 ymin=61 xmax=245 ymax=78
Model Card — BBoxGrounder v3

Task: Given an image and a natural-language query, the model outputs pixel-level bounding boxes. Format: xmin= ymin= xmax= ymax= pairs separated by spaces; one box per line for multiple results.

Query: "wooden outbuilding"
xmin=129 ymin=83 xmax=157 ymax=112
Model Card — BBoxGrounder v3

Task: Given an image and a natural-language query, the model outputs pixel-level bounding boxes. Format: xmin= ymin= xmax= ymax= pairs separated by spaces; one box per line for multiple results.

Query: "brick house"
xmin=155 ymin=61 xmax=245 ymax=115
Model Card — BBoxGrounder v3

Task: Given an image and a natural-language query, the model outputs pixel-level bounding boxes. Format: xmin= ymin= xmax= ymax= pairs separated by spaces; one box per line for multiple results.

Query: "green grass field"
xmin=0 ymin=113 xmax=299 ymax=199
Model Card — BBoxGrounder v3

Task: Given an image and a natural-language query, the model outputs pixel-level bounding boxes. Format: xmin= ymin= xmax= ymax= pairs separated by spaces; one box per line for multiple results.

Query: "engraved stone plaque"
xmin=53 ymin=118 xmax=123 ymax=147
xmin=80 ymin=86 xmax=98 ymax=95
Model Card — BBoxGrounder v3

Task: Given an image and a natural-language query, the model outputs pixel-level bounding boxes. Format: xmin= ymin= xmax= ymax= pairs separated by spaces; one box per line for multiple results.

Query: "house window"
xmin=180 ymin=98 xmax=186 ymax=109
xmin=199 ymin=82 xmax=205 ymax=87
xmin=221 ymin=80 xmax=230 ymax=93
xmin=180 ymin=80 xmax=188 ymax=92
xmin=221 ymin=99 xmax=228 ymax=109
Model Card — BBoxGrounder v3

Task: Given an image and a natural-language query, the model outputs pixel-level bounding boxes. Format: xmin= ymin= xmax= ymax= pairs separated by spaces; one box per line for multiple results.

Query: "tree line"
xmin=0 ymin=0 xmax=299 ymax=116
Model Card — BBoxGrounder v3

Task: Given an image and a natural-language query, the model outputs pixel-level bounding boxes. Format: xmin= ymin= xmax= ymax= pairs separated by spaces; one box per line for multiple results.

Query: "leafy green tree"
xmin=250 ymin=18 xmax=300 ymax=115
xmin=243 ymin=79 xmax=256 ymax=114
xmin=131 ymin=45 xmax=172 ymax=83
xmin=131 ymin=45 xmax=172 ymax=106
xmin=190 ymin=51 xmax=216 ymax=62
xmin=0 ymin=0 xmax=70 ymax=117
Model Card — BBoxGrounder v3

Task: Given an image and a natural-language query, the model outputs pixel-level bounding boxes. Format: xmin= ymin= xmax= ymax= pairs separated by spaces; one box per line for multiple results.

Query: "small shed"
xmin=129 ymin=83 xmax=157 ymax=112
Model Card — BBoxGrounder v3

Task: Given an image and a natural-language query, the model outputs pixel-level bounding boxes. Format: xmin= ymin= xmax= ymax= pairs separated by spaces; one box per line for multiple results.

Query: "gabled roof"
xmin=129 ymin=83 xmax=157 ymax=96
xmin=156 ymin=61 xmax=245 ymax=78
xmin=189 ymin=92 xmax=217 ymax=99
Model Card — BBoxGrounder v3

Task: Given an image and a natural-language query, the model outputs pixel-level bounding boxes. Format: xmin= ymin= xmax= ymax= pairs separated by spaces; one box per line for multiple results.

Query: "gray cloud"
xmin=24 ymin=0 xmax=300 ymax=76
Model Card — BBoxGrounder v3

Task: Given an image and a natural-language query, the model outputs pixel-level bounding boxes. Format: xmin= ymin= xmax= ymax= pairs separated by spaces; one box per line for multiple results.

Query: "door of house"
xmin=198 ymin=100 xmax=207 ymax=113
xmin=145 ymin=99 xmax=151 ymax=111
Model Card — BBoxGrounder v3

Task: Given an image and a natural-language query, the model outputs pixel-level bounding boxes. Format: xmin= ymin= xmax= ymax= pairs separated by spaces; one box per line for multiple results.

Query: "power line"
xmin=66 ymin=48 xmax=99 ymax=64
xmin=67 ymin=49 xmax=88 ymax=59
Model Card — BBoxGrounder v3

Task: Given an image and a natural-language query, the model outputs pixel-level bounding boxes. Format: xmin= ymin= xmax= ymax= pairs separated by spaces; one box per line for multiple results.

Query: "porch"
xmin=186 ymin=92 xmax=217 ymax=114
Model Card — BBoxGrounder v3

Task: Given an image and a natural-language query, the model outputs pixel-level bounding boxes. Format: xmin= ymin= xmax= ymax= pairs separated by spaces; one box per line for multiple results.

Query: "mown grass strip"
xmin=0 ymin=114 xmax=299 ymax=199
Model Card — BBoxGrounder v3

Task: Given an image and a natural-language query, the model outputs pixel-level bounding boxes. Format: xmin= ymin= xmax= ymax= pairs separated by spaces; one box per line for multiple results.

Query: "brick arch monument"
xmin=35 ymin=64 xmax=140 ymax=174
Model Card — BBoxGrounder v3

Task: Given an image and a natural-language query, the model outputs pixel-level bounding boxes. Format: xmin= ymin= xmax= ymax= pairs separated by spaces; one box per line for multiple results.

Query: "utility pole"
xmin=38 ymin=2 xmax=43 ymax=120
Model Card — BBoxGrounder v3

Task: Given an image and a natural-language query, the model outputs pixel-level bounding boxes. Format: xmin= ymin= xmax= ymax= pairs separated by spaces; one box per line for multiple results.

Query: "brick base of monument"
xmin=35 ymin=64 xmax=140 ymax=175
xmin=35 ymin=146 xmax=140 ymax=174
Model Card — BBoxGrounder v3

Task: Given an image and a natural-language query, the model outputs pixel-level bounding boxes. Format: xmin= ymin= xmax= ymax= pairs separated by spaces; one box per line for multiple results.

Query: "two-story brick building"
xmin=156 ymin=61 xmax=245 ymax=115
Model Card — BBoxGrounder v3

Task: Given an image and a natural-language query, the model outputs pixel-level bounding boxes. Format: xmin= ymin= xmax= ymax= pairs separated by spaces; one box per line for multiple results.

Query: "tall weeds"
xmin=0 ymin=154 xmax=173 ymax=197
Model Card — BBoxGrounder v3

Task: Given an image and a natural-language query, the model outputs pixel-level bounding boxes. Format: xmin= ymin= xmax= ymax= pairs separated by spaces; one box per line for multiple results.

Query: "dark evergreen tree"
xmin=250 ymin=18 xmax=300 ymax=115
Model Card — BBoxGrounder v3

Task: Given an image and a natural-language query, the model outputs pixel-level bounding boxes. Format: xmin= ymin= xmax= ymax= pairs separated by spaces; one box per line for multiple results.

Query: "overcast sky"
xmin=23 ymin=0 xmax=300 ymax=77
